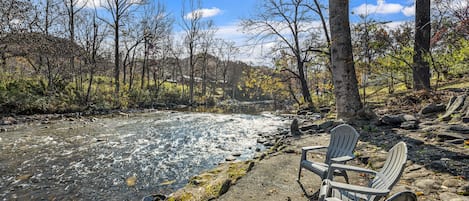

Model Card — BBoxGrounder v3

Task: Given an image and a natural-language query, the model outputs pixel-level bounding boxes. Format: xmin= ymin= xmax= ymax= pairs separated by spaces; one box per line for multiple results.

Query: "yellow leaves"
xmin=126 ymin=175 xmax=137 ymax=187
xmin=160 ymin=180 xmax=176 ymax=186
xmin=16 ymin=173 xmax=33 ymax=181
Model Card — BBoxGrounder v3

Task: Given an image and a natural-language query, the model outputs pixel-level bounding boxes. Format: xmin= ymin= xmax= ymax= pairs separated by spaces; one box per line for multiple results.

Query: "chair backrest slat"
xmin=369 ymin=142 xmax=408 ymax=200
xmin=325 ymin=124 xmax=360 ymax=163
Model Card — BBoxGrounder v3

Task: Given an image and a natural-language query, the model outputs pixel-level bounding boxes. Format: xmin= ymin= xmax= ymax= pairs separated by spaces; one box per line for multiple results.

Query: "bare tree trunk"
xmin=114 ymin=19 xmax=120 ymax=104
xmin=141 ymin=38 xmax=147 ymax=90
xmin=329 ymin=0 xmax=363 ymax=120
xmin=297 ymin=60 xmax=313 ymax=107
xmin=413 ymin=0 xmax=431 ymax=91
xmin=189 ymin=44 xmax=195 ymax=103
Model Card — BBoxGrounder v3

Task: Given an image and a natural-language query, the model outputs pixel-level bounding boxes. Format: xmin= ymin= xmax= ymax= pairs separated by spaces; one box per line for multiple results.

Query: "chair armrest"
xmin=301 ymin=145 xmax=327 ymax=152
xmin=301 ymin=146 xmax=328 ymax=161
xmin=330 ymin=155 xmax=354 ymax=163
xmin=329 ymin=163 xmax=377 ymax=175
xmin=327 ymin=163 xmax=378 ymax=180
xmin=328 ymin=180 xmax=390 ymax=196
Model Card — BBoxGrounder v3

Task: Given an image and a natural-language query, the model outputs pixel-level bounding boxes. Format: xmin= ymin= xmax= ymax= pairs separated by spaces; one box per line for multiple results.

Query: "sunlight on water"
xmin=0 ymin=111 xmax=289 ymax=200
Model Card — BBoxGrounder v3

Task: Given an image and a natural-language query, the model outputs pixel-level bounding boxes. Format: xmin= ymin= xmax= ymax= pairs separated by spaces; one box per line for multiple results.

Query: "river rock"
xmin=415 ymin=179 xmax=441 ymax=194
xmin=257 ymin=138 xmax=267 ymax=144
xmin=439 ymin=192 xmax=469 ymax=201
xmin=442 ymin=95 xmax=467 ymax=121
xmin=404 ymin=170 xmax=431 ymax=180
xmin=232 ymin=153 xmax=242 ymax=157
xmin=218 ymin=179 xmax=232 ymax=196
xmin=437 ymin=133 xmax=466 ymax=141
xmin=0 ymin=117 xmax=17 ymax=125
xmin=446 ymin=139 xmax=465 ymax=144
xmin=400 ymin=121 xmax=418 ymax=130
xmin=422 ymin=125 xmax=440 ymax=133
xmin=458 ymin=185 xmax=469 ymax=196
xmin=447 ymin=96 xmax=458 ymax=110
xmin=448 ymin=125 xmax=469 ymax=134
xmin=419 ymin=103 xmax=446 ymax=115
xmin=225 ymin=156 xmax=236 ymax=161
xmin=319 ymin=121 xmax=334 ymax=129
xmin=463 ymin=117 xmax=469 ymax=123
xmin=402 ymin=114 xmax=418 ymax=122
xmin=429 ymin=160 xmax=449 ymax=172
xmin=442 ymin=179 xmax=463 ymax=188
xmin=404 ymin=138 xmax=424 ymax=146
xmin=380 ymin=114 xmax=404 ymax=126
xmin=300 ymin=124 xmax=319 ymax=132
xmin=290 ymin=119 xmax=300 ymax=136
xmin=142 ymin=194 xmax=166 ymax=201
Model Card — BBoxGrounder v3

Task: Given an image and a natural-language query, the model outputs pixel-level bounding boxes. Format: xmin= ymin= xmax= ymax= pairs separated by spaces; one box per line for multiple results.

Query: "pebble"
xmin=442 ymin=179 xmax=462 ymax=188
xmin=439 ymin=192 xmax=469 ymax=201
xmin=415 ymin=179 xmax=440 ymax=193
xmin=225 ymin=156 xmax=236 ymax=161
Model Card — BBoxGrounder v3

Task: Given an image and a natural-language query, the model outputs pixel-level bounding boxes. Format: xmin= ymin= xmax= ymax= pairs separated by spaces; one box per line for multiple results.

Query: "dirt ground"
xmin=216 ymin=130 xmax=469 ymax=201
xmin=217 ymin=134 xmax=351 ymax=201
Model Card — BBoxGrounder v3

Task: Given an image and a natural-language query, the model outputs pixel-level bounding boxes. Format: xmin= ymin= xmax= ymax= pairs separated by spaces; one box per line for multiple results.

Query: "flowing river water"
xmin=0 ymin=111 xmax=290 ymax=200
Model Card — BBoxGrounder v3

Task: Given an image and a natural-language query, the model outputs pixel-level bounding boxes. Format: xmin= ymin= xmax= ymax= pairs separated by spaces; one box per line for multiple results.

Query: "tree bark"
xmin=413 ymin=0 xmax=431 ymax=91
xmin=329 ymin=0 xmax=363 ymax=120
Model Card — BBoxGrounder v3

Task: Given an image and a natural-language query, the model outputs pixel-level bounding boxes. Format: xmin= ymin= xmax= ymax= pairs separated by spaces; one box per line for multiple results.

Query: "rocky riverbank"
xmin=158 ymin=90 xmax=469 ymax=201
xmin=157 ymin=119 xmax=468 ymax=201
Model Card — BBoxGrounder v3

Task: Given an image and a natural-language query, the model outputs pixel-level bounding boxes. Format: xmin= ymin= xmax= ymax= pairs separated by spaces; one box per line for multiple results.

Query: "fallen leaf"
xmin=160 ymin=180 xmax=176 ymax=186
xmin=16 ymin=174 xmax=33 ymax=181
xmin=416 ymin=191 xmax=424 ymax=196
xmin=126 ymin=176 xmax=137 ymax=187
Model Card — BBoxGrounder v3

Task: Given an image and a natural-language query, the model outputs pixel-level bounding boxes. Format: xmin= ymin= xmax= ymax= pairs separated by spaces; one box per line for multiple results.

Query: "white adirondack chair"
xmin=318 ymin=142 xmax=408 ymax=201
xmin=298 ymin=124 xmax=360 ymax=183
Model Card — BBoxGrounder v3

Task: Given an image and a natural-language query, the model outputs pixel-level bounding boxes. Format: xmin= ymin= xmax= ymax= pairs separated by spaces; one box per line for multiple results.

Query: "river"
xmin=0 ymin=111 xmax=289 ymax=200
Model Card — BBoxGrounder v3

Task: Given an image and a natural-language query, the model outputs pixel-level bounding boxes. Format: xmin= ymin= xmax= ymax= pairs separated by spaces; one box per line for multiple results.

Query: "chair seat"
xmin=301 ymin=161 xmax=346 ymax=179
xmin=300 ymin=160 xmax=328 ymax=176
xmin=318 ymin=142 xmax=408 ymax=201
xmin=298 ymin=124 xmax=360 ymax=185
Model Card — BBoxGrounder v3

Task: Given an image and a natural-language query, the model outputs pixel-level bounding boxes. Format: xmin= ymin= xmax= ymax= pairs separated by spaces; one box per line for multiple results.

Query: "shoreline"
xmin=162 ymin=116 xmax=469 ymax=201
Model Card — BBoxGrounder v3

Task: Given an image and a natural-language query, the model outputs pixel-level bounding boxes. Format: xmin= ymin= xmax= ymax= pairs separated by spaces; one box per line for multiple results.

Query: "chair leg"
xmin=297 ymin=165 xmax=302 ymax=181
xmin=318 ymin=179 xmax=331 ymax=201
xmin=342 ymin=170 xmax=349 ymax=184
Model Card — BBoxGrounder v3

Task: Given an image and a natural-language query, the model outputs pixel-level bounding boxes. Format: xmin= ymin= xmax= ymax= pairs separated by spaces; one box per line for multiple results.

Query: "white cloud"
xmin=77 ymin=0 xmax=104 ymax=8
xmin=384 ymin=21 xmax=412 ymax=30
xmin=402 ymin=4 xmax=415 ymax=17
xmin=77 ymin=0 xmax=145 ymax=9
xmin=353 ymin=0 xmax=404 ymax=16
xmin=185 ymin=7 xmax=222 ymax=19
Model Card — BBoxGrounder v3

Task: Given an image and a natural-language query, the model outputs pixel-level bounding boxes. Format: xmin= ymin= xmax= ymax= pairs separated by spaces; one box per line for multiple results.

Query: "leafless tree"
xmin=199 ymin=22 xmax=216 ymax=96
xmin=213 ymin=39 xmax=238 ymax=98
xmin=140 ymin=1 xmax=172 ymax=90
xmin=78 ymin=9 xmax=107 ymax=103
xmin=241 ymin=0 xmax=316 ymax=109
xmin=181 ymin=0 xmax=211 ymax=104
xmin=100 ymin=0 xmax=142 ymax=103
xmin=63 ymin=0 xmax=87 ymax=91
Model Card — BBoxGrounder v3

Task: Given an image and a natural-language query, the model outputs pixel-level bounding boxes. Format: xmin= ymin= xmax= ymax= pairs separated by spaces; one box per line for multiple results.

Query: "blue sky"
xmin=156 ymin=0 xmax=417 ymax=64
xmin=87 ymin=0 xmax=419 ymax=64
xmin=161 ymin=0 xmax=415 ymax=29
